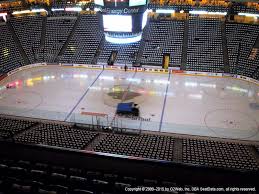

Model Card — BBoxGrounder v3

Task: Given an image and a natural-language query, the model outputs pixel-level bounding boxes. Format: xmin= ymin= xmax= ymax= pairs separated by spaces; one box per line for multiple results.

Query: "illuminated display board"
xmin=103 ymin=15 xmax=132 ymax=32
xmin=129 ymin=0 xmax=146 ymax=7
xmin=95 ymin=0 xmax=104 ymax=6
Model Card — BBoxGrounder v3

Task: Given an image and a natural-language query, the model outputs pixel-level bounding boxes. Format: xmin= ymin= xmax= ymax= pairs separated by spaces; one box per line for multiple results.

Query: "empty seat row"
xmin=0 ymin=117 xmax=36 ymax=139
xmin=0 ymin=116 xmax=258 ymax=172
xmin=186 ymin=17 xmax=225 ymax=72
xmin=182 ymin=139 xmax=258 ymax=171
xmin=98 ymin=41 xmax=140 ymax=65
xmin=14 ymin=123 xmax=98 ymax=150
xmin=226 ymin=23 xmax=259 ymax=79
xmin=141 ymin=19 xmax=184 ymax=67
xmin=0 ymin=24 xmax=25 ymax=74
xmin=93 ymin=133 xmax=175 ymax=161
xmin=0 ymin=158 xmax=181 ymax=194
xmin=60 ymin=14 xmax=103 ymax=64
xmin=39 ymin=17 xmax=77 ymax=63
xmin=10 ymin=16 xmax=43 ymax=64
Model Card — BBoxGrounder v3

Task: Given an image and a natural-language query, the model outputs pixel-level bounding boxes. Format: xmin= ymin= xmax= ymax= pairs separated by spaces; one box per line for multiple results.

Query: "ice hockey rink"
xmin=0 ymin=65 xmax=259 ymax=142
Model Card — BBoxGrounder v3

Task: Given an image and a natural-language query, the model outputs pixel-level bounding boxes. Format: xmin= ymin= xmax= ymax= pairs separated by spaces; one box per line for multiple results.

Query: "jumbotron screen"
xmin=94 ymin=0 xmax=104 ymax=6
xmin=129 ymin=0 xmax=146 ymax=7
xmin=103 ymin=15 xmax=132 ymax=32
xmin=95 ymin=0 xmax=146 ymax=7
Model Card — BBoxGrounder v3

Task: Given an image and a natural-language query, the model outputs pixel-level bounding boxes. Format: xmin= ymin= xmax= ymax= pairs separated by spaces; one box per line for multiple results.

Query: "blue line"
xmin=64 ymin=69 xmax=104 ymax=121
xmin=121 ymin=71 xmax=137 ymax=102
xmin=159 ymin=71 xmax=171 ymax=132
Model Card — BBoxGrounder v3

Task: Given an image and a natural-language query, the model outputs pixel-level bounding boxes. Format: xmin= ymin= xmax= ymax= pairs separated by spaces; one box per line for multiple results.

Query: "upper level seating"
xmin=0 ymin=3 xmax=23 ymax=12
xmin=49 ymin=11 xmax=79 ymax=17
xmin=235 ymin=4 xmax=259 ymax=14
xmin=15 ymin=123 xmax=98 ymax=150
xmin=98 ymin=41 xmax=140 ymax=65
xmin=51 ymin=0 xmax=68 ymax=8
xmin=141 ymin=19 xmax=184 ymax=67
xmin=0 ymin=24 xmax=24 ymax=74
xmin=148 ymin=3 xmax=193 ymax=12
xmin=84 ymin=2 xmax=95 ymax=10
xmin=226 ymin=23 xmax=259 ymax=77
xmin=247 ymin=2 xmax=259 ymax=12
xmin=94 ymin=134 xmax=175 ymax=161
xmin=148 ymin=2 xmax=228 ymax=12
xmin=199 ymin=5 xmax=228 ymax=12
xmin=182 ymin=139 xmax=258 ymax=171
xmin=60 ymin=14 xmax=103 ymax=64
xmin=0 ymin=117 xmax=36 ymax=139
xmin=199 ymin=0 xmax=229 ymax=9
xmin=186 ymin=17 xmax=224 ymax=72
xmin=41 ymin=17 xmax=77 ymax=63
xmin=10 ymin=16 xmax=43 ymax=64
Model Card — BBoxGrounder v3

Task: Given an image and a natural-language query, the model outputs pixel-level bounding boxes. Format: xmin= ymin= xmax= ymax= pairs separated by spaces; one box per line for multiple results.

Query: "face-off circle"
xmin=0 ymin=89 xmax=43 ymax=114
xmin=204 ymin=109 xmax=259 ymax=139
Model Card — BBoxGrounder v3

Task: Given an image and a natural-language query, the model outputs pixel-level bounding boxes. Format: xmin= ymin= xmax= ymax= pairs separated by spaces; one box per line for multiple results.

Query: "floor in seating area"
xmin=0 ymin=65 xmax=258 ymax=142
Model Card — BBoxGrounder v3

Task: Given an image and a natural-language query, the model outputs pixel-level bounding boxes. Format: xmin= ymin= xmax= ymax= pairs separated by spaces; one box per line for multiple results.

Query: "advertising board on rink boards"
xmin=4 ymin=64 xmax=259 ymax=86
xmin=236 ymin=75 xmax=259 ymax=86
xmin=7 ymin=63 xmax=47 ymax=76
xmin=72 ymin=64 xmax=103 ymax=69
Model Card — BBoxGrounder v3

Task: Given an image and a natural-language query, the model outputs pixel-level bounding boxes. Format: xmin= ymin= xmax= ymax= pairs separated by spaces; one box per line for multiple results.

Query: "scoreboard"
xmin=129 ymin=0 xmax=146 ymax=7
xmin=95 ymin=0 xmax=147 ymax=8
xmin=95 ymin=0 xmax=148 ymax=43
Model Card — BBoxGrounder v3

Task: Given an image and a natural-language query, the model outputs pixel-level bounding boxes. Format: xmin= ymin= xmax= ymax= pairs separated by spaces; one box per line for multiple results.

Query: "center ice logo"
xmin=107 ymin=85 xmax=141 ymax=100
xmin=103 ymin=84 xmax=147 ymax=107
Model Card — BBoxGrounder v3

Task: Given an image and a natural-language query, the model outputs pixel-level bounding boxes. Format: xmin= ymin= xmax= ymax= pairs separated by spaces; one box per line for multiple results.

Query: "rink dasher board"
xmin=173 ymin=72 xmax=259 ymax=86
xmin=1 ymin=63 xmax=259 ymax=87
xmin=7 ymin=63 xmax=48 ymax=77
xmin=61 ymin=63 xmax=170 ymax=74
